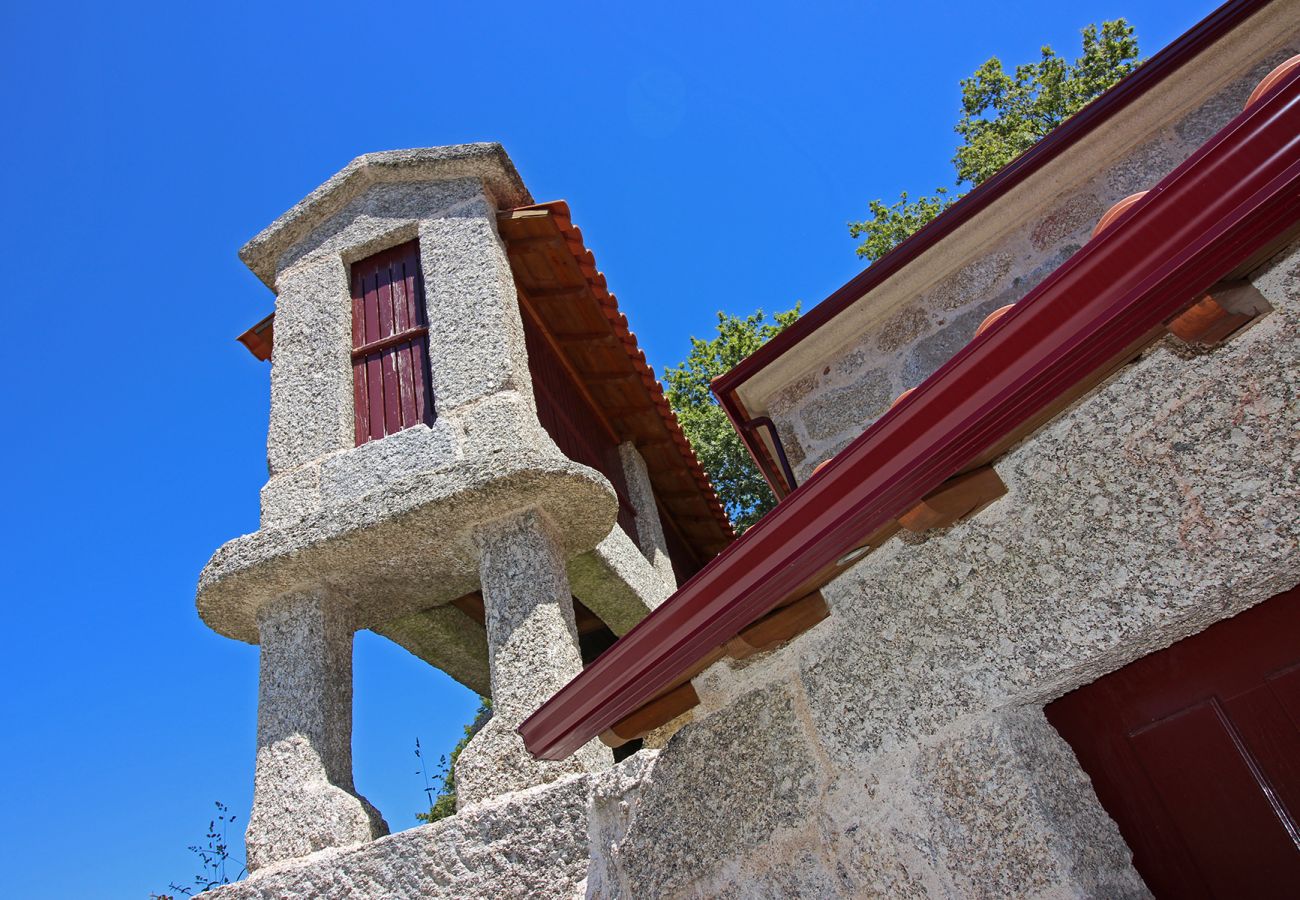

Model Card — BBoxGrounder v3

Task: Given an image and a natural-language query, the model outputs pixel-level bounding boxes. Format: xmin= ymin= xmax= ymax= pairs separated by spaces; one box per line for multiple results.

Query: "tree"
xmin=416 ymin=697 xmax=492 ymax=824
xmin=849 ymin=19 xmax=1141 ymax=263
xmin=664 ymin=307 xmax=800 ymax=533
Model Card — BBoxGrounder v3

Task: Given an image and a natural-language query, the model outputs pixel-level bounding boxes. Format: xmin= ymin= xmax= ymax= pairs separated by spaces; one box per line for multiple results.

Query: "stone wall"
xmin=765 ymin=49 xmax=1298 ymax=482
xmin=586 ymin=238 xmax=1299 ymax=896
xmin=204 ymin=238 xmax=1298 ymax=899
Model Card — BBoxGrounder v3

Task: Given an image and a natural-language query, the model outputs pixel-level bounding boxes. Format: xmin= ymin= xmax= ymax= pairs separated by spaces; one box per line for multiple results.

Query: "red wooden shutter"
xmin=350 ymin=240 xmax=435 ymax=445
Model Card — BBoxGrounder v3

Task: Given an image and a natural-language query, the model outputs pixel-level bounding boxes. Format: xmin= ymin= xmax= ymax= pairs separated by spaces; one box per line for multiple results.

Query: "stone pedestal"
xmin=245 ymin=594 xmax=387 ymax=871
xmin=455 ymin=510 xmax=612 ymax=807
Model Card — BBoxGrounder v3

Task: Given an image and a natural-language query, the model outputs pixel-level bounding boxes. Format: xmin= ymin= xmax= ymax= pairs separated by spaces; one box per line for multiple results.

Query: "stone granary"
xmin=200 ymin=1 xmax=1300 ymax=896
xmin=198 ymin=145 xmax=733 ymax=869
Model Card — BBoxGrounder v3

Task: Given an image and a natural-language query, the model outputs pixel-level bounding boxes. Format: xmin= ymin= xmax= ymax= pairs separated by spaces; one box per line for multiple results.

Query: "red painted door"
xmin=350 ymin=240 xmax=434 ymax=445
xmin=1046 ymin=584 xmax=1300 ymax=898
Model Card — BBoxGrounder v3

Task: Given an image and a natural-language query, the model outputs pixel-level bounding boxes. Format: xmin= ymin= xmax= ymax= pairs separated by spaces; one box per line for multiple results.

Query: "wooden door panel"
xmin=1127 ymin=699 xmax=1300 ymax=898
xmin=1047 ymin=584 xmax=1300 ymax=898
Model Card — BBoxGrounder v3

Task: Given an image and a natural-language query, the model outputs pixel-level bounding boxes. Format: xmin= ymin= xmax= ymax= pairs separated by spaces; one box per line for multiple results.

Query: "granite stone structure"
xmin=198 ymin=144 xmax=703 ymax=872
xmin=199 ymin=2 xmax=1300 ymax=896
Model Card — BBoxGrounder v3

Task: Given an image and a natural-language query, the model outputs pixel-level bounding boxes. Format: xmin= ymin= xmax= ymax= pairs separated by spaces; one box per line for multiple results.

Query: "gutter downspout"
xmin=740 ymin=416 xmax=799 ymax=497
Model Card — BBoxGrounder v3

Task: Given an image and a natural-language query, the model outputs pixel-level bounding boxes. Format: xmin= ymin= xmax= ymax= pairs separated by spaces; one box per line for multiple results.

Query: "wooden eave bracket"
xmin=599 ymin=591 xmax=831 ymax=747
xmin=899 ymin=465 xmax=1008 ymax=533
xmin=726 ymin=590 xmax=830 ymax=659
xmin=1166 ymin=280 xmax=1272 ymax=346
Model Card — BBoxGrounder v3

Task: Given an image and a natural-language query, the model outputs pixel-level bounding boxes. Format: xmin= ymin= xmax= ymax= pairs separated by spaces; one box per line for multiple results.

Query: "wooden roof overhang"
xmin=712 ymin=0 xmax=1277 ymax=497
xmin=518 ymin=60 xmax=1300 ymax=761
xmin=497 ymin=201 xmax=734 ymax=563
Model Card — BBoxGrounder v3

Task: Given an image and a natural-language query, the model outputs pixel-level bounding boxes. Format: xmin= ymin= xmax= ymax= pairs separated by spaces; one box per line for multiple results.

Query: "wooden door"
xmin=351 ymin=240 xmax=434 ymax=445
xmin=1046 ymin=584 xmax=1300 ymax=898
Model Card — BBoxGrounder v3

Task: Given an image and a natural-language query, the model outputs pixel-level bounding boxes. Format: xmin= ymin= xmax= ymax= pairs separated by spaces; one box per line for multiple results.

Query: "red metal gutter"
xmin=520 ymin=63 xmax=1300 ymax=761
xmin=711 ymin=0 xmax=1273 ymax=492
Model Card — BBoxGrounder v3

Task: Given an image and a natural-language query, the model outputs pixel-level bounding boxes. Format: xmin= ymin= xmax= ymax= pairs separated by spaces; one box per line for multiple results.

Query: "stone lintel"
xmin=240 ymin=143 xmax=532 ymax=289
xmin=568 ymin=528 xmax=672 ymax=635
xmin=373 ymin=603 xmax=491 ymax=696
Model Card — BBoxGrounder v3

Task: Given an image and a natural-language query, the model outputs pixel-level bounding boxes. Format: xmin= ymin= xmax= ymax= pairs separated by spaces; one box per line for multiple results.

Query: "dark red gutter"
xmin=712 ymin=0 xmax=1273 ymax=493
xmin=520 ymin=63 xmax=1300 ymax=761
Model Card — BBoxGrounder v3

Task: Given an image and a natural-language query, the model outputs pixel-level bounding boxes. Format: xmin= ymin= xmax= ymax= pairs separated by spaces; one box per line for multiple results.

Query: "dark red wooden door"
xmin=1046 ymin=584 xmax=1300 ymax=898
xmin=351 ymin=240 xmax=434 ymax=445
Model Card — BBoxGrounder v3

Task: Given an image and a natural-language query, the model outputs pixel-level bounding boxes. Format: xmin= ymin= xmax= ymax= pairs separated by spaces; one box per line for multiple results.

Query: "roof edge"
xmin=521 ymin=61 xmax=1300 ymax=760
xmin=712 ymin=0 xmax=1271 ymax=405
xmin=239 ymin=142 xmax=533 ymax=289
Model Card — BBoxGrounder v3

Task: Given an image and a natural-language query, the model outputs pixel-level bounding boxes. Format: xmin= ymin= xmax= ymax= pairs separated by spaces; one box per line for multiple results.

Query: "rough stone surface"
xmin=455 ymin=510 xmax=611 ymax=807
xmin=569 ymin=528 xmax=670 ymax=635
xmin=199 ymin=39 xmax=1300 ymax=896
xmin=239 ymin=143 xmax=531 ymax=288
xmin=767 ymin=53 xmax=1300 ymax=475
xmin=907 ymin=710 xmax=1146 ymax=898
xmin=800 ymin=368 xmax=892 ymax=442
xmin=585 ymin=682 xmax=824 ymax=897
xmin=199 ymin=453 xmax=617 ymax=643
xmin=203 ymin=773 xmax=595 ymax=900
xmin=372 ymin=603 xmax=490 ymax=696
xmin=246 ymin=594 xmax=386 ymax=871
xmin=582 ymin=242 xmax=1299 ymax=897
xmin=617 ymin=442 xmax=676 ymax=594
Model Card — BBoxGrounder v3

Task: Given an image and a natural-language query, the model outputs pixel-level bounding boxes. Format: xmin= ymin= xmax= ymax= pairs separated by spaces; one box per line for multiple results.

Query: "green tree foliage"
xmin=850 ymin=19 xmax=1141 ymax=262
xmin=664 ymin=306 xmax=800 ymax=533
xmin=416 ymin=696 xmax=492 ymax=824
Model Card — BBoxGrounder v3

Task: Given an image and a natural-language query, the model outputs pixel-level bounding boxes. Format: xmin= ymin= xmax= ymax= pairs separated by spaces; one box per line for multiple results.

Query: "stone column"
xmin=245 ymin=593 xmax=387 ymax=871
xmin=618 ymin=441 xmax=677 ymax=593
xmin=455 ymin=509 xmax=612 ymax=807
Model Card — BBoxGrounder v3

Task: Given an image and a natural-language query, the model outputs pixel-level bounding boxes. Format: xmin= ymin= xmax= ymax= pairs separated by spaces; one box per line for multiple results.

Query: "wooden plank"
xmin=375 ymin=261 xmax=402 ymax=434
xmin=1166 ymin=279 xmax=1272 ymax=345
xmin=450 ymin=591 xmax=486 ymax=626
xmin=363 ymin=269 xmax=386 ymax=442
xmin=350 ymin=270 xmax=370 ymax=445
xmin=407 ymin=252 xmax=433 ymax=428
xmin=550 ymin=330 xmax=620 ymax=344
xmin=600 ymin=682 xmax=699 ymax=747
xmin=497 ymin=208 xmax=552 ymax=223
xmin=518 ymin=297 xmax=622 ymax=448
xmin=350 ymin=325 xmax=430 ymax=359
xmin=899 ymin=465 xmax=1007 ymax=532
xmin=390 ymin=254 xmax=417 ymax=428
xmin=727 ymin=591 xmax=829 ymax=659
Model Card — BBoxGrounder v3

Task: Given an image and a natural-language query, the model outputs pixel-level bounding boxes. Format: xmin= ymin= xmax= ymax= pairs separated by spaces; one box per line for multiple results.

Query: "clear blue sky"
xmin=0 ymin=1 xmax=1221 ymax=895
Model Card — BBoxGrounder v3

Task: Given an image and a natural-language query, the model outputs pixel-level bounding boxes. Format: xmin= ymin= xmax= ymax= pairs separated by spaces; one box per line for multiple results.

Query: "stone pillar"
xmin=246 ymin=593 xmax=387 ymax=871
xmin=618 ymin=441 xmax=677 ymax=593
xmin=455 ymin=509 xmax=612 ymax=807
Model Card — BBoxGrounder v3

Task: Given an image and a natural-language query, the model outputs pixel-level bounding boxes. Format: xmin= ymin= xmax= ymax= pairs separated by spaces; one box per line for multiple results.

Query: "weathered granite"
xmin=199 ymin=452 xmax=618 ymax=643
xmin=372 ymin=603 xmax=491 ymax=696
xmin=246 ymin=594 xmax=387 ymax=871
xmin=569 ymin=528 xmax=671 ymax=636
xmin=583 ymin=238 xmax=1299 ymax=897
xmin=585 ymin=682 xmax=824 ymax=897
xmin=617 ymin=441 xmax=676 ymax=594
xmin=201 ymin=143 xmax=673 ymax=878
xmin=239 ymin=143 xmax=531 ymax=289
xmin=203 ymin=773 xmax=595 ymax=900
xmin=454 ymin=510 xmax=612 ymax=807
xmin=764 ymin=49 xmax=1300 ymax=480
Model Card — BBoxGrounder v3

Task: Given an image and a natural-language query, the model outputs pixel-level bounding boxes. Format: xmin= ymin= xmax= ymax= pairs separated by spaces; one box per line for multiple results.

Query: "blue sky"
xmin=0 ymin=1 xmax=1221 ymax=895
